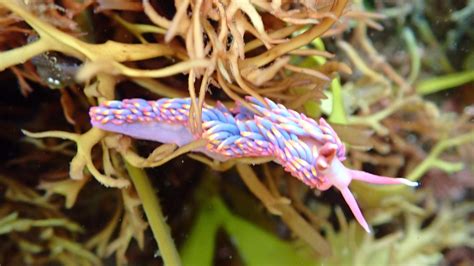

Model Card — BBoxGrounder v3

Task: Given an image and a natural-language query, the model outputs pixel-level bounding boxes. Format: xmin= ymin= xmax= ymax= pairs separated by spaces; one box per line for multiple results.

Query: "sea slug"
xmin=90 ymin=97 xmax=417 ymax=232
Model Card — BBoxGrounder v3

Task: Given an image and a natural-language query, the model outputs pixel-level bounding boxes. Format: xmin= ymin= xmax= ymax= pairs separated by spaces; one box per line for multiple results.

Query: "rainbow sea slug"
xmin=90 ymin=97 xmax=418 ymax=232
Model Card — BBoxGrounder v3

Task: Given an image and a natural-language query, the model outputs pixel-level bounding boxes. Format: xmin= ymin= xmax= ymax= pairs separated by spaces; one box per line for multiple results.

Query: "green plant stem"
xmin=406 ymin=132 xmax=474 ymax=181
xmin=348 ymin=96 xmax=419 ymax=135
xmin=235 ymin=163 xmax=332 ymax=256
xmin=311 ymin=38 xmax=327 ymax=65
xmin=416 ymin=70 xmax=474 ymax=95
xmin=414 ymin=16 xmax=455 ymax=73
xmin=328 ymin=76 xmax=348 ymax=124
xmin=402 ymin=27 xmax=420 ymax=84
xmin=125 ymin=161 xmax=181 ymax=266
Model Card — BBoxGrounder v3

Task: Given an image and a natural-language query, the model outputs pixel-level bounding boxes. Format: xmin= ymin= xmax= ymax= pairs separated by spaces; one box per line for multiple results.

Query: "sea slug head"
xmin=297 ymin=118 xmax=374 ymax=233
xmin=321 ymin=157 xmax=352 ymax=191
xmin=308 ymin=125 xmax=418 ymax=233
xmin=293 ymin=117 xmax=348 ymax=192
xmin=297 ymin=118 xmax=417 ymax=233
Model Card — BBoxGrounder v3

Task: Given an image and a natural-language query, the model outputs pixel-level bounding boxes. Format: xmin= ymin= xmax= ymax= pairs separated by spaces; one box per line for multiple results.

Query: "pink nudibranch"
xmin=89 ymin=97 xmax=418 ymax=232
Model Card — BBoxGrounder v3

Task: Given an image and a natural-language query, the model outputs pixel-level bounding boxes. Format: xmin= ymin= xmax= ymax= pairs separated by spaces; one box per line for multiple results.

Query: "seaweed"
xmin=0 ymin=0 xmax=473 ymax=265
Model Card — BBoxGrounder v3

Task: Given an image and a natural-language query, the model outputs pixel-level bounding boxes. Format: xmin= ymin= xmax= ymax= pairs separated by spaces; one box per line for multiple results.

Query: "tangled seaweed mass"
xmin=90 ymin=96 xmax=418 ymax=232
xmin=0 ymin=0 xmax=473 ymax=265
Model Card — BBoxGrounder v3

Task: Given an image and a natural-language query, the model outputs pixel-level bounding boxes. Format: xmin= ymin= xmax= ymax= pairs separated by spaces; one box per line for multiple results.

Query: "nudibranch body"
xmin=90 ymin=97 xmax=417 ymax=232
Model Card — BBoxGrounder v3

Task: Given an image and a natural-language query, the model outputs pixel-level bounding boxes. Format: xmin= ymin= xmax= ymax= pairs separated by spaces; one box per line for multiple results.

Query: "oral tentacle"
xmin=350 ymin=169 xmax=419 ymax=187
xmin=339 ymin=186 xmax=371 ymax=233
